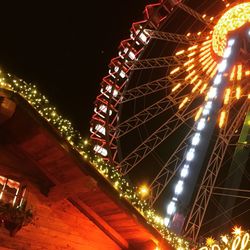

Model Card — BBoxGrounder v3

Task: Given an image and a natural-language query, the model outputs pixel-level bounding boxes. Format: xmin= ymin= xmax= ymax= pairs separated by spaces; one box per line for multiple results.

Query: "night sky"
xmin=0 ymin=1 xmax=146 ymax=136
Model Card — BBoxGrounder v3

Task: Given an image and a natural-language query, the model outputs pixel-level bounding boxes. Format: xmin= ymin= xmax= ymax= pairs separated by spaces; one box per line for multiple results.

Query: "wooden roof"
xmin=0 ymin=91 xmax=173 ymax=250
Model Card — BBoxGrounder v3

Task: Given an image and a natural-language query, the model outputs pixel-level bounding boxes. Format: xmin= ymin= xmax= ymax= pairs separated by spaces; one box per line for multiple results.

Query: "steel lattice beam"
xmin=183 ymin=100 xmax=249 ymax=242
xmin=113 ymin=85 xmax=189 ymax=138
xmin=145 ymin=29 xmax=209 ymax=44
xmin=149 ymin=130 xmax=193 ymax=206
xmin=178 ymin=3 xmax=214 ymax=28
xmin=126 ymin=55 xmax=185 ymax=70
xmin=117 ymin=100 xmax=199 ymax=175
xmin=121 ymin=71 xmax=186 ymax=103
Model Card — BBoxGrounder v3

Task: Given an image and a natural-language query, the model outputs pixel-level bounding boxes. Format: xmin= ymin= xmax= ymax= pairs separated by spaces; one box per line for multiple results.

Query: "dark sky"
xmin=0 ymin=1 xmax=147 ymax=136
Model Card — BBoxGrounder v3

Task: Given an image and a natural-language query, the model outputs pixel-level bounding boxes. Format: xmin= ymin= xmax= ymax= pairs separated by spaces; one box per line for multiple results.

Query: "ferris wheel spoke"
xmin=177 ymin=3 xmax=214 ymax=28
xmin=145 ymin=29 xmax=209 ymax=44
xmin=125 ymin=55 xmax=185 ymax=70
xmin=114 ymin=86 xmax=190 ymax=138
xmin=149 ymin=129 xmax=194 ymax=206
xmin=122 ymin=72 xmax=186 ymax=103
xmin=184 ymin=99 xmax=249 ymax=242
xmin=118 ymin=104 xmax=199 ymax=175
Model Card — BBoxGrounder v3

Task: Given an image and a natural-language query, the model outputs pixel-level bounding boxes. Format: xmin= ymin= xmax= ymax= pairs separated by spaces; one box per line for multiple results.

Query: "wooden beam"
xmin=69 ymin=197 xmax=129 ymax=249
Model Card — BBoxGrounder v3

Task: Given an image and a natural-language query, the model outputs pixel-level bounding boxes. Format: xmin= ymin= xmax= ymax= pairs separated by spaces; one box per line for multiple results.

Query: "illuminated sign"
xmin=199 ymin=232 xmax=250 ymax=250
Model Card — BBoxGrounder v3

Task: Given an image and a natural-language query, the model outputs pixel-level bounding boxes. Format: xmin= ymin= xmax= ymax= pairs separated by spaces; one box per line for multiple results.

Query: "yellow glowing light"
xmin=176 ymin=50 xmax=185 ymax=56
xmin=195 ymin=107 xmax=203 ymax=121
xmin=138 ymin=184 xmax=149 ymax=198
xmin=236 ymin=87 xmax=241 ymax=99
xmin=202 ymin=40 xmax=211 ymax=45
xmin=179 ymin=97 xmax=189 ymax=109
xmin=207 ymin=62 xmax=217 ymax=75
xmin=230 ymin=66 xmax=236 ymax=81
xmin=187 ymin=51 xmax=196 ymax=57
xmin=188 ymin=45 xmax=198 ymax=51
xmin=184 ymin=58 xmax=194 ymax=66
xmin=200 ymin=48 xmax=210 ymax=57
xmin=201 ymin=57 xmax=212 ymax=67
xmin=237 ymin=64 xmax=242 ymax=81
xmin=212 ymin=3 xmax=250 ymax=56
xmin=185 ymin=70 xmax=196 ymax=80
xmin=172 ymin=83 xmax=181 ymax=92
xmin=190 ymin=75 xmax=198 ymax=84
xmin=210 ymin=68 xmax=218 ymax=78
xmin=224 ymin=88 xmax=231 ymax=104
xmin=206 ymin=237 xmax=215 ymax=246
xmin=186 ymin=64 xmax=195 ymax=71
xmin=219 ymin=111 xmax=226 ymax=128
xmin=203 ymin=59 xmax=213 ymax=71
xmin=199 ymin=53 xmax=210 ymax=63
xmin=192 ymin=80 xmax=202 ymax=93
xmin=221 ymin=235 xmax=228 ymax=244
xmin=200 ymin=84 xmax=207 ymax=94
xmin=170 ymin=67 xmax=180 ymax=75
xmin=232 ymin=226 xmax=242 ymax=236
xmin=245 ymin=70 xmax=250 ymax=76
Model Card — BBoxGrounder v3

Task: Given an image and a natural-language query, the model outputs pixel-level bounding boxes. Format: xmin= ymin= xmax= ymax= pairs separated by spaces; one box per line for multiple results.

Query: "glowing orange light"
xmin=245 ymin=70 xmax=250 ymax=76
xmin=186 ymin=64 xmax=195 ymax=71
xmin=212 ymin=3 xmax=250 ymax=56
xmin=188 ymin=45 xmax=198 ymax=51
xmin=172 ymin=83 xmax=181 ymax=92
xmin=200 ymin=84 xmax=207 ymax=94
xmin=185 ymin=70 xmax=196 ymax=80
xmin=199 ymin=53 xmax=210 ymax=62
xmin=203 ymin=58 xmax=213 ymax=71
xmin=230 ymin=66 xmax=236 ymax=81
xmin=224 ymin=88 xmax=231 ymax=104
xmin=207 ymin=62 xmax=217 ymax=75
xmin=210 ymin=66 xmax=218 ymax=78
xmin=170 ymin=67 xmax=180 ymax=75
xmin=200 ymin=48 xmax=210 ymax=56
xmin=236 ymin=87 xmax=241 ymax=99
xmin=179 ymin=97 xmax=189 ymax=109
xmin=237 ymin=64 xmax=242 ymax=81
xmin=188 ymin=51 xmax=196 ymax=57
xmin=219 ymin=111 xmax=226 ymax=128
xmin=195 ymin=107 xmax=203 ymax=121
xmin=190 ymin=75 xmax=198 ymax=84
xmin=176 ymin=50 xmax=185 ymax=56
xmin=184 ymin=58 xmax=194 ymax=66
xmin=192 ymin=80 xmax=202 ymax=93
xmin=202 ymin=40 xmax=211 ymax=45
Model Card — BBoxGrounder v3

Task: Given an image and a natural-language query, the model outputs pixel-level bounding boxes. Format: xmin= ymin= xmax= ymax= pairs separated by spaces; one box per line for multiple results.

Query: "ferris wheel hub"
xmin=212 ymin=2 xmax=250 ymax=57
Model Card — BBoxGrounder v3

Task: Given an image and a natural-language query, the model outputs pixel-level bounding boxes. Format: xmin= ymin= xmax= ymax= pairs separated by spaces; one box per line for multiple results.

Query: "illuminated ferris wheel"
xmin=90 ymin=0 xmax=250 ymax=242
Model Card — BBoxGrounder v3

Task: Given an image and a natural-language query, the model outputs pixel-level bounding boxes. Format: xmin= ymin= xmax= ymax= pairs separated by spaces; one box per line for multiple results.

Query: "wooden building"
xmin=0 ymin=86 xmax=173 ymax=249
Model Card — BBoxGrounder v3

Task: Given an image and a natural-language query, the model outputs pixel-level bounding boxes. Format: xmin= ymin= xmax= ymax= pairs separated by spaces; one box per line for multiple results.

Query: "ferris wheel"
xmin=90 ymin=0 xmax=250 ymax=242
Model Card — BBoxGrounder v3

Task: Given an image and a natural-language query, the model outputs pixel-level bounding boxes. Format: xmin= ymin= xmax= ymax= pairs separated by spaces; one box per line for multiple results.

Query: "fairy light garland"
xmin=0 ymin=70 xmax=191 ymax=250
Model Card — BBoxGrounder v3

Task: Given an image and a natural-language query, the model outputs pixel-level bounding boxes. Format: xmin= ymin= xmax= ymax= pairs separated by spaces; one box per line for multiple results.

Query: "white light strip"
xmin=165 ymin=38 xmax=236 ymax=227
